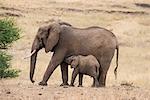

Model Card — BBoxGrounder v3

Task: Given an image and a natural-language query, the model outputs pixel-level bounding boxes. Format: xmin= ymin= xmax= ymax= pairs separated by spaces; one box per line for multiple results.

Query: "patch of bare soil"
xmin=0 ymin=6 xmax=23 ymax=17
xmin=0 ymin=7 xmax=21 ymax=12
xmin=56 ymin=7 xmax=149 ymax=15
xmin=0 ymin=79 xmax=150 ymax=100
xmin=0 ymin=12 xmax=23 ymax=17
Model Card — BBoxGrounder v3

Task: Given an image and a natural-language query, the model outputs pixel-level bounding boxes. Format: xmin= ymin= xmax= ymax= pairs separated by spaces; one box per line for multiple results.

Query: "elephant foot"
xmin=69 ymin=84 xmax=74 ymax=87
xmin=30 ymin=80 xmax=35 ymax=83
xmin=99 ymin=84 xmax=105 ymax=87
xmin=78 ymin=85 xmax=83 ymax=87
xmin=60 ymin=83 xmax=69 ymax=86
xmin=95 ymin=83 xmax=100 ymax=87
xmin=38 ymin=81 xmax=48 ymax=86
xmin=91 ymin=83 xmax=100 ymax=88
xmin=99 ymin=81 xmax=105 ymax=87
xmin=95 ymin=85 xmax=100 ymax=88
xmin=91 ymin=85 xmax=99 ymax=88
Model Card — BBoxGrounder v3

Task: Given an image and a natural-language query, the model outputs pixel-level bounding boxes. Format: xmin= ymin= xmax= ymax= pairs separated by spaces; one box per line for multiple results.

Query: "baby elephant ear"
xmin=45 ymin=23 xmax=61 ymax=53
xmin=65 ymin=56 xmax=74 ymax=64
xmin=71 ymin=58 xmax=79 ymax=68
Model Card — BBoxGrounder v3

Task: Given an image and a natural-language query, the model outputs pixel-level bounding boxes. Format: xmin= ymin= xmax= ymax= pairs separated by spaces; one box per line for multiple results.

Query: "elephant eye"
xmin=36 ymin=36 xmax=41 ymax=40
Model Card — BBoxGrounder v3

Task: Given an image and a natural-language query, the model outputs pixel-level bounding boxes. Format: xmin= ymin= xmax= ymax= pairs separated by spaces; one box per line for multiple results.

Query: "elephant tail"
xmin=114 ymin=45 xmax=119 ymax=80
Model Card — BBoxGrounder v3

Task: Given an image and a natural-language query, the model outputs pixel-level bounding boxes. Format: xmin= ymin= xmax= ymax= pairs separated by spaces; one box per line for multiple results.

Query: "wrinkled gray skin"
xmin=65 ymin=55 xmax=100 ymax=87
xmin=30 ymin=21 xmax=119 ymax=87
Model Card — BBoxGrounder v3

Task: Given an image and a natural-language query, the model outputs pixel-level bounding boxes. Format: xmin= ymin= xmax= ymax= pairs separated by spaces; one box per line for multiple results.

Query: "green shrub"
xmin=0 ymin=18 xmax=21 ymax=78
xmin=0 ymin=51 xmax=20 ymax=78
xmin=1 ymin=69 xmax=20 ymax=78
xmin=0 ymin=51 xmax=11 ymax=70
xmin=0 ymin=18 xmax=20 ymax=48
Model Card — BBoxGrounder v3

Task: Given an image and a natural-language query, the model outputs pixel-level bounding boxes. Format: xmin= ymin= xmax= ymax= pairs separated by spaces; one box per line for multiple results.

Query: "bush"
xmin=0 ymin=18 xmax=21 ymax=78
xmin=0 ymin=51 xmax=11 ymax=70
xmin=0 ymin=51 xmax=20 ymax=78
xmin=0 ymin=18 xmax=20 ymax=48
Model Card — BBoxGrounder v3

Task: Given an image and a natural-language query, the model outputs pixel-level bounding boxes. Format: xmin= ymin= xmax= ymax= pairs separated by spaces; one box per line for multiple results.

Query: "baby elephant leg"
xmin=92 ymin=76 xmax=99 ymax=87
xmin=78 ymin=73 xmax=83 ymax=87
xmin=91 ymin=72 xmax=100 ymax=87
xmin=70 ymin=68 xmax=78 ymax=86
xmin=91 ymin=68 xmax=100 ymax=87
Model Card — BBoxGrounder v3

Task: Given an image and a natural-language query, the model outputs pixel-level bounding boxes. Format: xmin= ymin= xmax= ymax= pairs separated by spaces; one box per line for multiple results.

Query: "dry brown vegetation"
xmin=0 ymin=0 xmax=150 ymax=100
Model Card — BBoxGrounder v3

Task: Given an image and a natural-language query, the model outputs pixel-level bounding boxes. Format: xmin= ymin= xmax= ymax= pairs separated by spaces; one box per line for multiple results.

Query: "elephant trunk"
xmin=30 ymin=49 xmax=38 ymax=83
xmin=30 ymin=36 xmax=41 ymax=83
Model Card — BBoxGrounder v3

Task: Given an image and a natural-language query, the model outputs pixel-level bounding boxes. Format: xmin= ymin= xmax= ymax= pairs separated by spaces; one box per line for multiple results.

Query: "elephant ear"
xmin=71 ymin=57 xmax=79 ymax=68
xmin=45 ymin=23 xmax=61 ymax=53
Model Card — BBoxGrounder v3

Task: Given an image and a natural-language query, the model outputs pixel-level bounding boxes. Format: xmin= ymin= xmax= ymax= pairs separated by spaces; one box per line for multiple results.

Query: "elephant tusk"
xmin=24 ymin=50 xmax=36 ymax=59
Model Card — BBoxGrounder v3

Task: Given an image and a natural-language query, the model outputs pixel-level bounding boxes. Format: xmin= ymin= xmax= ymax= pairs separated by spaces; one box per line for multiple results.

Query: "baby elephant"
xmin=65 ymin=55 xmax=100 ymax=87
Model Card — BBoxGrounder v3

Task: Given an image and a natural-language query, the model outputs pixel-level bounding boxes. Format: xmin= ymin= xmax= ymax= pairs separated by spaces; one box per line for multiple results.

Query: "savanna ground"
xmin=0 ymin=0 xmax=150 ymax=100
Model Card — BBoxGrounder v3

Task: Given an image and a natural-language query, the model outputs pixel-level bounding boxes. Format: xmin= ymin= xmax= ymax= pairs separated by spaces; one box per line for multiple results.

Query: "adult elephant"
xmin=29 ymin=21 xmax=119 ymax=87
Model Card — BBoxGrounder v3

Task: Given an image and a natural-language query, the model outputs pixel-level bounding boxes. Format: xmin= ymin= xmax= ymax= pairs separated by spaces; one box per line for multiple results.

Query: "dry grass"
xmin=0 ymin=0 xmax=150 ymax=99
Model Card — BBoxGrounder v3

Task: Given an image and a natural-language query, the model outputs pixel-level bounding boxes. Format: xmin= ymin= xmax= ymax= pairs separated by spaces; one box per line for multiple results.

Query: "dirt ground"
xmin=0 ymin=0 xmax=150 ymax=100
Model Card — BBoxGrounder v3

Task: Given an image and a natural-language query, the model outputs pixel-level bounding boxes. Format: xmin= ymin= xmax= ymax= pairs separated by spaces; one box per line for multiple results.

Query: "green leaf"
xmin=0 ymin=18 xmax=21 ymax=48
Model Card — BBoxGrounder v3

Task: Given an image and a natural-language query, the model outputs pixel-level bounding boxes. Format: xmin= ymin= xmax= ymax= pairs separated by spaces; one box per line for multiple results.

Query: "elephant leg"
xmin=99 ymin=71 xmax=107 ymax=87
xmin=70 ymin=68 xmax=79 ymax=86
xmin=91 ymin=72 xmax=99 ymax=87
xmin=99 ymin=53 xmax=114 ymax=87
xmin=78 ymin=73 xmax=83 ymax=87
xmin=60 ymin=62 xmax=69 ymax=86
xmin=39 ymin=50 xmax=66 ymax=86
xmin=93 ymin=76 xmax=100 ymax=87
